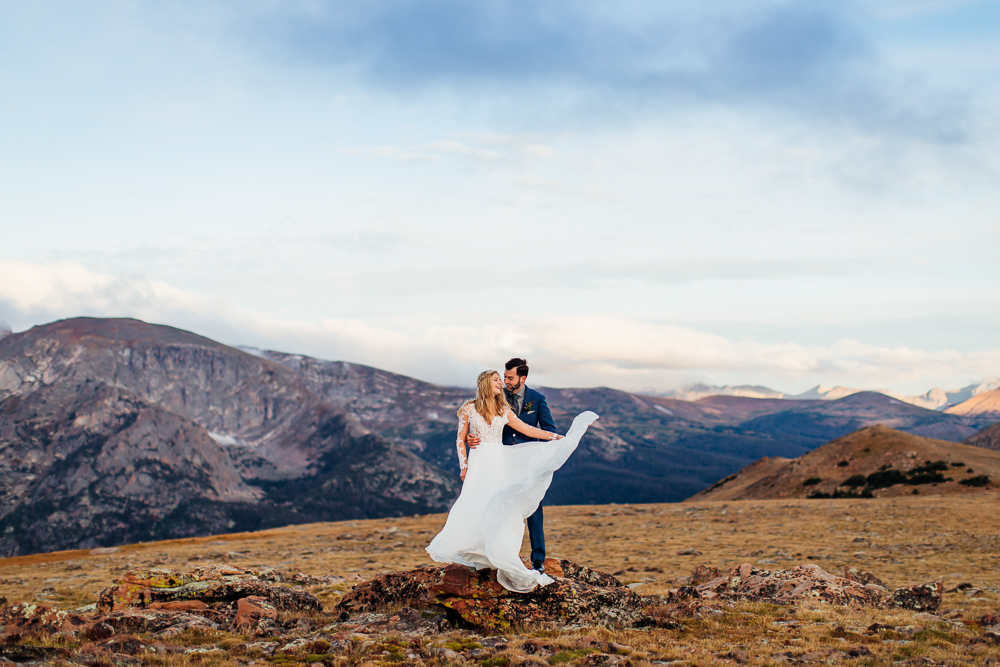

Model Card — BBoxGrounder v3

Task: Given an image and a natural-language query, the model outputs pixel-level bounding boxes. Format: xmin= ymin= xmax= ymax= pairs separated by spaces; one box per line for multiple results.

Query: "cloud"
xmin=245 ymin=0 xmax=973 ymax=142
xmin=1 ymin=259 xmax=997 ymax=394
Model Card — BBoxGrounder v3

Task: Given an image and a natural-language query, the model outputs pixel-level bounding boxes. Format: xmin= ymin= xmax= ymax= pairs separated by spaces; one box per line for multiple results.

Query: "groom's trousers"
xmin=527 ymin=505 xmax=545 ymax=564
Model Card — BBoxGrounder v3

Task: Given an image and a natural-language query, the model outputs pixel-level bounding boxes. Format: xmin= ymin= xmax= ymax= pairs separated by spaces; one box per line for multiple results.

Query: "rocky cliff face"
xmin=0 ymin=318 xmax=458 ymax=556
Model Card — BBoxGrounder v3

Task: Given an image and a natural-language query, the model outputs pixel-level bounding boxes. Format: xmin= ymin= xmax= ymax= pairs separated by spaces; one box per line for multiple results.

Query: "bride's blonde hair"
xmin=457 ymin=370 xmax=509 ymax=421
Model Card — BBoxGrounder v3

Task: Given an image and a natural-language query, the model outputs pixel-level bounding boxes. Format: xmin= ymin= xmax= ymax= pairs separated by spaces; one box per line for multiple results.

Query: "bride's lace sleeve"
xmin=456 ymin=405 xmax=470 ymax=472
xmin=506 ymin=408 xmax=559 ymax=440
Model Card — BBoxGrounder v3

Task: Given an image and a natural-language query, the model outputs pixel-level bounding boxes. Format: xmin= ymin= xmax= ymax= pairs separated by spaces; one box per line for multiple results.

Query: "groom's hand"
xmin=467 ymin=434 xmax=481 ymax=449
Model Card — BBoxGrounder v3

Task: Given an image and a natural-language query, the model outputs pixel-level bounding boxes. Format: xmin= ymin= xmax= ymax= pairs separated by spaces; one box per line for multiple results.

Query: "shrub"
xmin=960 ymin=475 xmax=990 ymax=488
xmin=837 ymin=460 xmax=850 ymax=467
xmin=842 ymin=474 xmax=867 ymax=488
xmin=808 ymin=488 xmax=873 ymax=499
xmin=802 ymin=478 xmax=822 ymax=487
xmin=865 ymin=469 xmax=907 ymax=489
xmin=950 ymin=462 xmax=965 ymax=467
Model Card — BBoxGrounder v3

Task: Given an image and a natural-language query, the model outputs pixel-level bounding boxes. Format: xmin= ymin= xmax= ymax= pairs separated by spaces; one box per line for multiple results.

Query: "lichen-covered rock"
xmin=688 ymin=565 xmax=720 ymax=586
xmin=0 ymin=602 xmax=93 ymax=640
xmin=0 ymin=644 xmax=71 ymax=663
xmin=697 ymin=563 xmax=881 ymax=607
xmin=233 ymin=596 xmax=277 ymax=637
xmin=95 ymin=634 xmax=160 ymax=656
xmin=844 ymin=566 xmax=888 ymax=589
xmin=336 ymin=559 xmax=644 ymax=632
xmin=887 ymin=582 xmax=943 ymax=612
xmin=96 ymin=565 xmax=321 ymax=614
xmin=99 ymin=609 xmax=220 ymax=635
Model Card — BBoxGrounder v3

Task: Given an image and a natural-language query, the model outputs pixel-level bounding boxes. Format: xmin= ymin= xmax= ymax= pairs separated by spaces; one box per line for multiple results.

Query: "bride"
xmin=426 ymin=370 xmax=598 ymax=593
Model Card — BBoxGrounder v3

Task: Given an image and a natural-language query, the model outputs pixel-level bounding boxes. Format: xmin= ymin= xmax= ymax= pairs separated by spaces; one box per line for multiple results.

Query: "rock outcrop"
xmin=697 ymin=563 xmax=883 ymax=607
xmin=694 ymin=562 xmax=940 ymax=612
xmin=336 ymin=558 xmax=651 ymax=632
xmin=96 ymin=564 xmax=321 ymax=615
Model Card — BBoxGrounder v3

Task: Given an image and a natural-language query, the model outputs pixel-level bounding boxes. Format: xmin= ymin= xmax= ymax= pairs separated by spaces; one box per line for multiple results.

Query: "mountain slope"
xmin=737 ymin=391 xmax=984 ymax=447
xmin=965 ymin=420 xmax=1000 ymax=452
xmin=0 ymin=318 xmax=458 ymax=556
xmin=946 ymin=388 xmax=1000 ymax=421
xmin=690 ymin=425 xmax=1000 ymax=501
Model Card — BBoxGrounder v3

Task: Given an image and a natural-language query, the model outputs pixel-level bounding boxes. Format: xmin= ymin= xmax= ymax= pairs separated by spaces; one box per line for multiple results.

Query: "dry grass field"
xmin=2 ymin=494 xmax=999 ymax=665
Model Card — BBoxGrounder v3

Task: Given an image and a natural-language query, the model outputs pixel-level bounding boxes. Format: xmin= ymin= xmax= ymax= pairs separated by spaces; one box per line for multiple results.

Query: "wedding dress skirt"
xmin=426 ymin=409 xmax=599 ymax=593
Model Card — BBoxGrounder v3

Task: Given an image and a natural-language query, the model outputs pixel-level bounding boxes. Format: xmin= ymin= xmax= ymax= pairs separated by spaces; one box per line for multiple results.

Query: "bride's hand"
xmin=460 ymin=469 xmax=467 ymax=482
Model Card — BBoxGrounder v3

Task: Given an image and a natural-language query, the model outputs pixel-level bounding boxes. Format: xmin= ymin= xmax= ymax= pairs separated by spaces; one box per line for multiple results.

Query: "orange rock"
xmin=147 ymin=600 xmax=210 ymax=612
xmin=233 ymin=596 xmax=277 ymax=637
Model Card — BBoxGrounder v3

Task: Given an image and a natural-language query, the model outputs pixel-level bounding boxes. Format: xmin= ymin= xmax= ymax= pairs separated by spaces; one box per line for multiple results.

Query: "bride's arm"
xmin=506 ymin=409 xmax=564 ymax=441
xmin=457 ymin=407 xmax=470 ymax=481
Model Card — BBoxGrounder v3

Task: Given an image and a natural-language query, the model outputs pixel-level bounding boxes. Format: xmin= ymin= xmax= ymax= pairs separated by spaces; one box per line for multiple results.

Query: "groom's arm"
xmin=537 ymin=394 xmax=556 ymax=434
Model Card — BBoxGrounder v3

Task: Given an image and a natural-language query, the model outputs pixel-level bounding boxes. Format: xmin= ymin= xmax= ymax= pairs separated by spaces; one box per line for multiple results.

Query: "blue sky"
xmin=1 ymin=1 xmax=998 ymax=394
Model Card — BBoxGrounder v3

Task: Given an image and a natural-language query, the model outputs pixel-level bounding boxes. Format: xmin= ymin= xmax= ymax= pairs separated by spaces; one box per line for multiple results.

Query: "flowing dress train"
xmin=426 ymin=405 xmax=599 ymax=592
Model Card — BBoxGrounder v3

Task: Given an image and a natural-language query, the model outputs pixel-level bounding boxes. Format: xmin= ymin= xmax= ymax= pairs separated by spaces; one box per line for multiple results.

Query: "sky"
xmin=1 ymin=1 xmax=999 ymax=395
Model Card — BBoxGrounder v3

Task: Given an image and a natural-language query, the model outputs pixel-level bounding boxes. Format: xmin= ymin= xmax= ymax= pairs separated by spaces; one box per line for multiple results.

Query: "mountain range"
xmin=244 ymin=349 xmax=995 ymax=504
xmin=0 ymin=318 xmax=458 ymax=556
xmin=1 ymin=317 xmax=998 ymax=556
xmin=660 ymin=379 xmax=1000 ymax=411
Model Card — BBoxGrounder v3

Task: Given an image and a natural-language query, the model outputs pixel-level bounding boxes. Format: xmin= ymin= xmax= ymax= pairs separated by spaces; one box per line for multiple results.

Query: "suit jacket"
xmin=502 ymin=386 xmax=556 ymax=445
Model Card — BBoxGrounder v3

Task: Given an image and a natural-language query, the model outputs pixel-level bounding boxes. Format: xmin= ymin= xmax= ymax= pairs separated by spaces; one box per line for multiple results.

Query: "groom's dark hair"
xmin=505 ymin=358 xmax=529 ymax=378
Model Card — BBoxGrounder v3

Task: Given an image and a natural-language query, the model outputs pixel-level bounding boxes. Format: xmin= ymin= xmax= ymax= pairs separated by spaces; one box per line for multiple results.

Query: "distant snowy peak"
xmin=659 ymin=384 xmax=787 ymax=401
xmin=658 ymin=378 xmax=1000 ymax=411
xmin=909 ymin=379 xmax=1000 ymax=411
xmin=787 ymin=385 xmax=867 ymax=401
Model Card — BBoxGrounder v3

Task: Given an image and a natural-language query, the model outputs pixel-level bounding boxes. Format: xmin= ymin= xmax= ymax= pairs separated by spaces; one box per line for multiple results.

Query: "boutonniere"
xmin=523 ymin=401 xmax=535 ymax=412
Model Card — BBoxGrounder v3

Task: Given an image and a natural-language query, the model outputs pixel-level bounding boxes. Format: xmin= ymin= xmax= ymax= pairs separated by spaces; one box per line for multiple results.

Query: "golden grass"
xmin=2 ymin=494 xmax=1000 ymax=665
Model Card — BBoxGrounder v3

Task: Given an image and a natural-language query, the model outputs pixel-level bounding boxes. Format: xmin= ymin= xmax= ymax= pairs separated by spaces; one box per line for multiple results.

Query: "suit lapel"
xmin=521 ymin=387 xmax=536 ymax=418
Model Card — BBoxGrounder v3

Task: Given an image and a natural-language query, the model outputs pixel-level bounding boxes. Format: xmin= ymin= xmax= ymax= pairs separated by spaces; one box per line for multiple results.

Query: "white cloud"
xmin=0 ymin=260 xmax=223 ymax=317
xmin=2 ymin=260 xmax=997 ymax=396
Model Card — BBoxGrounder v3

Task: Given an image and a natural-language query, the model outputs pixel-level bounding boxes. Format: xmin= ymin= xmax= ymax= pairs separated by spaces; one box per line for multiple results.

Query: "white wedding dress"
xmin=426 ymin=405 xmax=599 ymax=593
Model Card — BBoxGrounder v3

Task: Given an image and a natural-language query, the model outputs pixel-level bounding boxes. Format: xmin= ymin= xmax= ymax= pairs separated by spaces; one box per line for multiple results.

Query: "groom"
xmin=466 ymin=358 xmax=556 ymax=573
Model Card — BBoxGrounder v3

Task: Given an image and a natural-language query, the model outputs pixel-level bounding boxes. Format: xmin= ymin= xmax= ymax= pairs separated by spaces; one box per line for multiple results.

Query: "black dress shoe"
xmin=532 ymin=560 xmax=545 ymax=574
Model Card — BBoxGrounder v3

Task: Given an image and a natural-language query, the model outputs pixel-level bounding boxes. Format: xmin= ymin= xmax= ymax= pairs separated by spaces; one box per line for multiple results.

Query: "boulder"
xmin=95 ymin=634 xmax=159 ymax=656
xmin=979 ymin=612 xmax=1000 ymax=627
xmin=688 ymin=565 xmax=720 ymax=586
xmin=0 ymin=644 xmax=72 ymax=663
xmin=887 ymin=582 xmax=943 ymax=612
xmin=336 ymin=559 xmax=648 ymax=632
xmin=99 ymin=609 xmax=220 ymax=635
xmin=697 ymin=563 xmax=881 ymax=607
xmin=844 ymin=567 xmax=887 ymax=589
xmin=0 ymin=602 xmax=94 ymax=640
xmin=96 ymin=564 xmax=321 ymax=614
xmin=233 ymin=596 xmax=277 ymax=637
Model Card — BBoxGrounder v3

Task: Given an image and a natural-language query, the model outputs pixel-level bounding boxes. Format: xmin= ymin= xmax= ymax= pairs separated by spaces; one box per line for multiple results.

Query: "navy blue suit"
xmin=502 ymin=386 xmax=556 ymax=565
